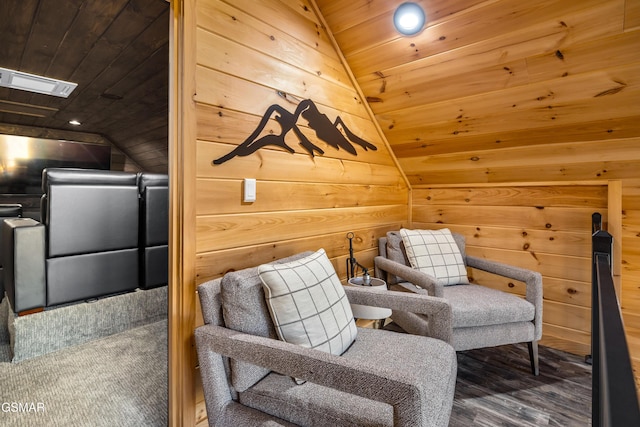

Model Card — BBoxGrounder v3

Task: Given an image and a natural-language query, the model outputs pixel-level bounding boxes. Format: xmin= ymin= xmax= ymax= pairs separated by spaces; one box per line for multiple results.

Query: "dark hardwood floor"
xmin=451 ymin=343 xmax=592 ymax=426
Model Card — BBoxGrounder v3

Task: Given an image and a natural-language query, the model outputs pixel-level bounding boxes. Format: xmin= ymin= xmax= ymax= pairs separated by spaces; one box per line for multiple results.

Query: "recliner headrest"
xmin=138 ymin=173 xmax=168 ymax=191
xmin=0 ymin=204 xmax=22 ymax=217
xmin=42 ymin=168 xmax=138 ymax=192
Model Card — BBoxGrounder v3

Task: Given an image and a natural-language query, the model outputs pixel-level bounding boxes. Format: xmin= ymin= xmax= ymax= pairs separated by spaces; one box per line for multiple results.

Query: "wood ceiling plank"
xmin=363 ymin=59 xmax=529 ymax=115
xmin=399 ymin=138 xmax=640 ymax=174
xmin=389 ymin=116 xmax=640 ymax=156
xmin=413 ymin=185 xmax=608 ymax=208
xmin=526 ymin=29 xmax=640 ymax=82
xmin=18 ymin=0 xmax=84 ymax=77
xmin=345 ymin=0 xmax=621 ymax=77
xmin=62 ymin=2 xmax=168 ymax=112
xmin=0 ymin=0 xmax=39 ymax=70
xmin=401 ymin=157 xmax=640 ymax=186
xmin=45 ymin=0 xmax=130 ymax=80
xmin=376 ymin=62 xmax=640 ymax=140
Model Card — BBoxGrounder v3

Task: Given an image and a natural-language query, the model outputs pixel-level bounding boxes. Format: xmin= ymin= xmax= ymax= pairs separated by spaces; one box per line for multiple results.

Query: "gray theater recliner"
xmin=375 ymin=230 xmax=543 ymax=375
xmin=196 ymin=251 xmax=458 ymax=427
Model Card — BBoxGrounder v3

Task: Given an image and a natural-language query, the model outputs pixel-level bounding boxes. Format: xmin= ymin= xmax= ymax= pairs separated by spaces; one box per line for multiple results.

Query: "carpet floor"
xmin=0 ymin=319 xmax=167 ymax=426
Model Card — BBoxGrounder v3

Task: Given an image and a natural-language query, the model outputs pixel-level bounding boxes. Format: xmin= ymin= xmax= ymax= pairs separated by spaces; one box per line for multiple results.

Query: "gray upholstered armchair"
xmin=196 ymin=251 xmax=458 ymax=427
xmin=375 ymin=230 xmax=543 ymax=375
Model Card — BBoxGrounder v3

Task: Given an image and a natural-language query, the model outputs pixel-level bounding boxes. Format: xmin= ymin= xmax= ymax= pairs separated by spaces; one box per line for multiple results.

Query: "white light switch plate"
xmin=243 ymin=178 xmax=256 ymax=202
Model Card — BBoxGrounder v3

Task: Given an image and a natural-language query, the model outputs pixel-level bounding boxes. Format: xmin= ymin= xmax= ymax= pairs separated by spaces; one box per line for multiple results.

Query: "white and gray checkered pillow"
xmin=399 ymin=228 xmax=469 ymax=286
xmin=258 ymin=249 xmax=357 ymax=358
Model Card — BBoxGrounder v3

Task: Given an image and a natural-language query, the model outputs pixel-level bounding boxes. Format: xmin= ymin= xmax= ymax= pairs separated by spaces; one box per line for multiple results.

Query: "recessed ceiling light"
xmin=0 ymin=67 xmax=78 ymax=98
xmin=393 ymin=2 xmax=426 ymax=36
xmin=69 ymin=120 xmax=81 ymax=126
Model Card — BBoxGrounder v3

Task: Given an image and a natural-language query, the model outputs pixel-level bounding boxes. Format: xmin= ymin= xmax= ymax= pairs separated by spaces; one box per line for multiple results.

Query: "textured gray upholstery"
xmin=376 ymin=231 xmax=543 ymax=375
xmin=196 ymin=253 xmax=457 ymax=427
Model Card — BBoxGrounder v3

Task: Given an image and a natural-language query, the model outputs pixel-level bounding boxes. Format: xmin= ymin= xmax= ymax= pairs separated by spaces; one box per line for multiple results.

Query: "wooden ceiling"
xmin=317 ymin=0 xmax=640 ymax=185
xmin=1 ymin=0 xmax=638 ymax=180
xmin=0 ymin=0 xmax=169 ymax=173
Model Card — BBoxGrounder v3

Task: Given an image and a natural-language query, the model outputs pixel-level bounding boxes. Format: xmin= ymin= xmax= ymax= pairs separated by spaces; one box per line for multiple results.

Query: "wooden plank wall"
xmin=412 ymin=182 xmax=610 ymax=356
xmin=182 ymin=0 xmax=409 ymax=424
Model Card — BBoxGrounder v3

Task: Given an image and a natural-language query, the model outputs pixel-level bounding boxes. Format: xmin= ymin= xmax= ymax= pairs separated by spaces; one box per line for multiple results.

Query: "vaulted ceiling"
xmin=1 ymin=0 xmax=638 ymax=179
xmin=0 ymin=0 xmax=169 ymax=172
xmin=317 ymin=0 xmax=640 ymax=185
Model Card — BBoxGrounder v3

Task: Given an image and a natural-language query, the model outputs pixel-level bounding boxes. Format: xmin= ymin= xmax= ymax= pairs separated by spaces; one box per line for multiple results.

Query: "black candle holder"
xmin=345 ymin=232 xmax=371 ymax=285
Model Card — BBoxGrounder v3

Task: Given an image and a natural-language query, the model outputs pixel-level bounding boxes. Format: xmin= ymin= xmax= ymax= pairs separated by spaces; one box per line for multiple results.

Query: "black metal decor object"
xmin=212 ymin=99 xmax=377 ymax=165
xmin=346 ymin=232 xmax=371 ymax=285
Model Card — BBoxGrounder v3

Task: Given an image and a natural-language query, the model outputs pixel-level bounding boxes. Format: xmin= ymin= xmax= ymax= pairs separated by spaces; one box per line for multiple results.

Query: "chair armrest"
xmin=196 ymin=324 xmax=440 ymax=427
xmin=465 ymin=255 xmax=543 ymax=340
xmin=374 ymin=256 xmax=444 ymax=297
xmin=344 ymin=286 xmax=452 ymax=342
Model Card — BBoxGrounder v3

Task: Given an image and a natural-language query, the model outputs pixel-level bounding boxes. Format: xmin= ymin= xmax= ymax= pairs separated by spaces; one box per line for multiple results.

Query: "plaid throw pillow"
xmin=399 ymin=228 xmax=469 ymax=286
xmin=258 ymin=249 xmax=357 ymax=358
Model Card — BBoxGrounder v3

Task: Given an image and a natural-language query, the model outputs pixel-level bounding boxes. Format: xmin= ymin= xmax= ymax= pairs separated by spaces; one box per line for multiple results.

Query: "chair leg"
xmin=528 ymin=341 xmax=539 ymax=376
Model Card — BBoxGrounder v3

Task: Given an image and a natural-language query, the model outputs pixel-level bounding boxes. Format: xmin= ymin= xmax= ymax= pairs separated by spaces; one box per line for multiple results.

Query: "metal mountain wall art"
xmin=212 ymin=99 xmax=377 ymax=165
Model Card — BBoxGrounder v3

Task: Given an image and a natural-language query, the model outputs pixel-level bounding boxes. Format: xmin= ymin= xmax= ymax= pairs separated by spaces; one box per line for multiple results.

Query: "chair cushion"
xmin=385 ymin=231 xmax=409 ymax=285
xmin=239 ymin=328 xmax=457 ymax=427
xmin=400 ymin=228 xmax=469 ymax=286
xmin=258 ymin=249 xmax=357 ymax=357
xmin=220 ymin=252 xmax=313 ymax=392
xmin=443 ymin=284 xmax=535 ymax=328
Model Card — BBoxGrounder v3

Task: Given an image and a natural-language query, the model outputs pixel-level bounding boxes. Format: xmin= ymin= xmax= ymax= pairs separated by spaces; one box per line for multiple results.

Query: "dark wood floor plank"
xmin=450 ymin=343 xmax=592 ymax=426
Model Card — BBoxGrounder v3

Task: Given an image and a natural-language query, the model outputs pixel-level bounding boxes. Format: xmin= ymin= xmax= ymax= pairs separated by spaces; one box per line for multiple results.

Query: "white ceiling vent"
xmin=0 ymin=67 xmax=77 ymax=98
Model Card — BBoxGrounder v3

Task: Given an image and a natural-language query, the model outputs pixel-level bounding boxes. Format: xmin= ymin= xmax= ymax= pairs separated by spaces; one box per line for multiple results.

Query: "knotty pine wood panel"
xmin=354 ymin=1 xmax=622 ymax=100
xmin=401 ymin=139 xmax=640 ymax=186
xmin=196 ymin=204 xmax=405 ymax=253
xmin=413 ymin=223 xmax=592 ymax=258
xmin=195 ymin=225 xmax=402 ymax=284
xmin=196 ymin=0 xmax=350 ymax=89
xmin=543 ymin=300 xmax=591 ymax=333
xmin=377 ymin=66 xmax=640 ymax=143
xmin=539 ymin=324 xmax=590 ymax=356
xmin=406 ymin=159 xmax=640 ymax=186
xmin=413 ymin=185 xmax=608 ymax=208
xmin=340 ymin=0 xmax=620 ymax=77
xmin=364 ymin=59 xmax=529 ymax=114
xmin=526 ymin=30 xmax=640 ymax=82
xmin=358 ymin=11 xmax=627 ymax=115
xmin=194 ymin=65 xmax=366 ymax=122
xmin=469 ymin=269 xmax=591 ymax=308
xmin=337 ymin=0 xmax=608 ymax=59
xmin=197 ymin=141 xmax=405 ymax=186
xmin=196 ymin=30 xmax=364 ymax=114
xmin=465 ymin=246 xmax=591 ymax=284
xmin=413 ymin=205 xmax=600 ymax=233
xmin=316 ymin=0 xmax=482 ymax=37
xmin=196 ymin=180 xmax=406 ymax=215
xmin=391 ymin=117 xmax=640 ymax=158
